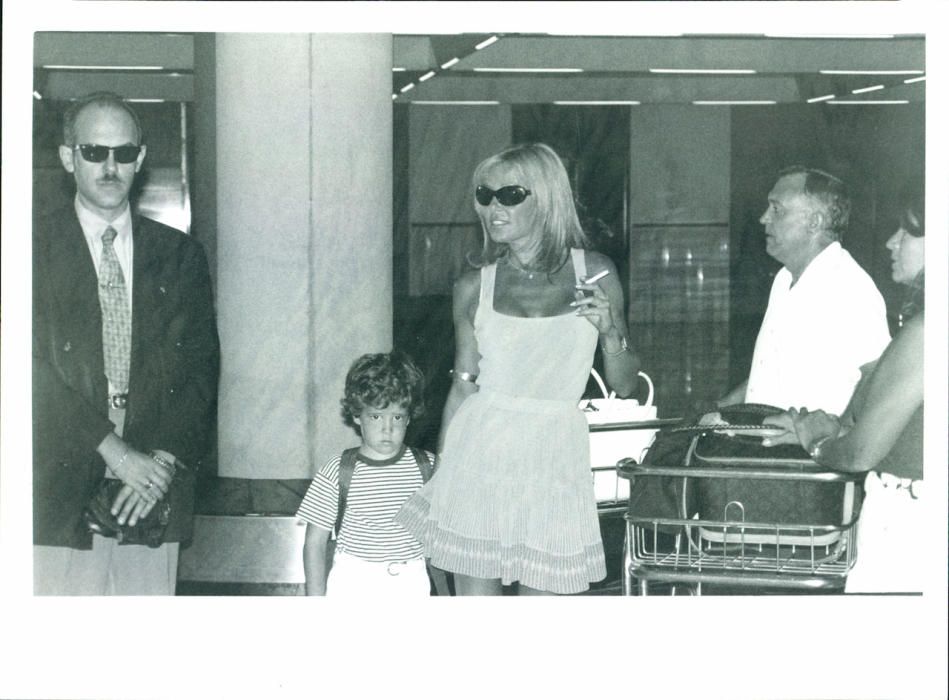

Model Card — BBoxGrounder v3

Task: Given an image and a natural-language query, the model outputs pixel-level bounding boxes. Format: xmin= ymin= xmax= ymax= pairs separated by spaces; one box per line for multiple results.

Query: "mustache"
xmin=97 ymin=174 xmax=125 ymax=183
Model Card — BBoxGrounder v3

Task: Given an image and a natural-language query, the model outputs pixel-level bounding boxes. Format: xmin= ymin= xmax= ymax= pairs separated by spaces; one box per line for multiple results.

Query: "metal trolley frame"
xmin=617 ymin=461 xmax=862 ymax=595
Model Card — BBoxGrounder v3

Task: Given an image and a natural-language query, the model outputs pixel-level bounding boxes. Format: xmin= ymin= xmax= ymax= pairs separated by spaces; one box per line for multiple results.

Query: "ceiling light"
xmin=42 ymin=64 xmax=165 ymax=71
xmin=441 ymin=57 xmax=460 ymax=70
xmin=650 ymin=68 xmax=756 ymax=75
xmin=33 ymin=90 xmax=43 ymax=100
xmin=399 ymin=83 xmax=416 ymax=94
xmin=807 ymin=94 xmax=836 ymax=103
xmin=553 ymin=100 xmax=641 ymax=106
xmin=472 ymin=67 xmax=583 ymax=73
xmin=126 ymin=98 xmax=165 ymax=103
xmin=852 ymin=85 xmax=885 ymax=94
xmin=475 ymin=36 xmax=499 ymax=51
xmin=392 ymin=67 xmax=407 ymax=72
xmin=820 ymin=70 xmax=924 ymax=75
xmin=693 ymin=100 xmax=776 ymax=105
xmin=419 ymin=71 xmax=436 ymax=82
xmin=904 ymin=76 xmax=926 ymax=84
xmin=827 ymin=100 xmax=909 ymax=105
xmin=411 ymin=100 xmax=501 ymax=105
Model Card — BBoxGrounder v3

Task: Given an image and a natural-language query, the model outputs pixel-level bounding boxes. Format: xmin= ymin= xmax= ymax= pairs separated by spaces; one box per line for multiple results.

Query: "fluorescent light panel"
xmin=399 ymin=83 xmax=415 ymax=93
xmin=411 ymin=100 xmax=500 ymax=105
xmin=42 ymin=64 xmax=165 ymax=71
xmin=441 ymin=57 xmax=460 ymax=70
xmin=820 ymin=70 xmax=924 ymax=75
xmin=553 ymin=100 xmax=640 ymax=105
xmin=693 ymin=100 xmax=776 ymax=105
xmin=126 ymin=98 xmax=165 ymax=103
xmin=419 ymin=71 xmax=436 ymax=82
xmin=472 ymin=67 xmax=583 ymax=73
xmin=392 ymin=67 xmax=407 ymax=72
xmin=807 ymin=94 xmax=836 ymax=103
xmin=827 ymin=100 xmax=909 ymax=105
xmin=650 ymin=68 xmax=756 ymax=74
xmin=904 ymin=76 xmax=926 ymax=84
xmin=852 ymin=85 xmax=885 ymax=94
xmin=475 ymin=36 xmax=499 ymax=51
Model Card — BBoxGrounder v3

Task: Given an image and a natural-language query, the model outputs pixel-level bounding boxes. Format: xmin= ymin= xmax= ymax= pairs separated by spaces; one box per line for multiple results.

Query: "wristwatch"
xmin=808 ymin=436 xmax=832 ymax=462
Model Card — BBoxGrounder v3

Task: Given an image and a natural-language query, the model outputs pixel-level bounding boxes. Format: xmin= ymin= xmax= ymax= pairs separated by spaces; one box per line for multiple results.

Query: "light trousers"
xmin=846 ymin=471 xmax=924 ymax=594
xmin=34 ymin=536 xmax=179 ymax=595
xmin=327 ymin=550 xmax=431 ymax=598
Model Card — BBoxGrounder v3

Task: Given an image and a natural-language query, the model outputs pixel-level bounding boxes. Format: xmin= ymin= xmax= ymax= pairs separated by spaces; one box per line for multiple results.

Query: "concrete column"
xmin=216 ymin=34 xmax=393 ymax=479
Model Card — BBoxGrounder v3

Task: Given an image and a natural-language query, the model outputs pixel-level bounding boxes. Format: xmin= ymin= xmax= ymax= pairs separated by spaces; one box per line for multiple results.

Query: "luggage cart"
xmin=588 ymin=418 xmax=681 ymax=593
xmin=617 ymin=460 xmax=862 ymax=595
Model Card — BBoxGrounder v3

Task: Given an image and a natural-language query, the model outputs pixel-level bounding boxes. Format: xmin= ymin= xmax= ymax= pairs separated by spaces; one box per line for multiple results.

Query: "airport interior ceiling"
xmin=33 ymin=32 xmax=924 ymax=106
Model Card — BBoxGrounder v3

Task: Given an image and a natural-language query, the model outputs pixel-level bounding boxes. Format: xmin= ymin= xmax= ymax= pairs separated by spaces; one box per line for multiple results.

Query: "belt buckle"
xmin=109 ymin=393 xmax=128 ymax=410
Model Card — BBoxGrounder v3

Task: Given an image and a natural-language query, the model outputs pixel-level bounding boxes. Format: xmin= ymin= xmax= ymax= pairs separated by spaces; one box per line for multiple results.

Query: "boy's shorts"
xmin=327 ymin=550 xmax=431 ymax=597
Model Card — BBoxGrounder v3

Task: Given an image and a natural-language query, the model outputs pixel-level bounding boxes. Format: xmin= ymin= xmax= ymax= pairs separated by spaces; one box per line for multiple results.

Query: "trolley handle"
xmin=616 ymin=459 xmax=861 ymax=483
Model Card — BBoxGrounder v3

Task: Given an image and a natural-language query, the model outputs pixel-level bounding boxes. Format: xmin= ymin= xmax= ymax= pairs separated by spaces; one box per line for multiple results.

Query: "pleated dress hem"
xmin=397 ymin=493 xmax=607 ymax=595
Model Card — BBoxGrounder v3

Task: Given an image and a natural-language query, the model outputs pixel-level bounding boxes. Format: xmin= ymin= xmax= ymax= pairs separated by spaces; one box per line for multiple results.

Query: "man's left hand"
xmin=111 ymin=485 xmax=158 ymax=527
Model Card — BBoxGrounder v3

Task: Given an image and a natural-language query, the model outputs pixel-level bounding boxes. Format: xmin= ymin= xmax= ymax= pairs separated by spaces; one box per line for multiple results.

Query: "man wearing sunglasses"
xmin=32 ymin=91 xmax=220 ymax=594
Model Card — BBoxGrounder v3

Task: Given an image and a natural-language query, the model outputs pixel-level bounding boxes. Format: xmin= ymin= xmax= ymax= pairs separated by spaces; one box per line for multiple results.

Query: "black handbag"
xmin=82 ymin=460 xmax=196 ymax=548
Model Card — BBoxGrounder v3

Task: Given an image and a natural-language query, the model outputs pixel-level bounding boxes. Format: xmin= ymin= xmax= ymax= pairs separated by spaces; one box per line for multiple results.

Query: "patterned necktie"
xmin=98 ymin=226 xmax=131 ymax=393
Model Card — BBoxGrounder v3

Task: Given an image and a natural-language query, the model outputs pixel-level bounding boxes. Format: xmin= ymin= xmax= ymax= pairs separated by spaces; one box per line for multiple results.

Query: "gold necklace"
xmin=503 ymin=253 xmax=541 ymax=280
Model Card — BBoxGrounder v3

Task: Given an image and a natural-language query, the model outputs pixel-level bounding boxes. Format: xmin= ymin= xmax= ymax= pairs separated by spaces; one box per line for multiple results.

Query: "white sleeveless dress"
xmin=396 ymin=249 xmax=606 ymax=594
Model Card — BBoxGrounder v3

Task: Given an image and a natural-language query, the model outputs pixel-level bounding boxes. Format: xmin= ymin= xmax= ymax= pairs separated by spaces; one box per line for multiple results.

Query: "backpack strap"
xmin=334 ymin=447 xmax=361 ymax=538
xmin=335 ymin=446 xmax=432 ymax=537
xmin=410 ymin=446 xmax=435 ymax=483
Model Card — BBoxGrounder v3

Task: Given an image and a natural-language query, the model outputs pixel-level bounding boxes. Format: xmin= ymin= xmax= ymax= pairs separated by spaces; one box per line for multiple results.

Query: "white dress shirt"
xmin=745 ymin=241 xmax=891 ymax=414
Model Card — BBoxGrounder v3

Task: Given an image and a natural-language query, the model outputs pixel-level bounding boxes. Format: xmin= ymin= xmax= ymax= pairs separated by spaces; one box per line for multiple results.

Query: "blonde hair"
xmin=471 ymin=143 xmax=588 ymax=272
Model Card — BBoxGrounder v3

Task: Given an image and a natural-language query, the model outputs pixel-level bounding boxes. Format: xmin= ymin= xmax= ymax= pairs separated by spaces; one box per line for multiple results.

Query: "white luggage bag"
xmin=581 ymin=369 xmax=658 ymax=504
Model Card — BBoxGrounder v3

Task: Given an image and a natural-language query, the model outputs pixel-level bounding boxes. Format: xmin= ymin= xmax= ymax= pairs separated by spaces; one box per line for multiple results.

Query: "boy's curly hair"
xmin=340 ymin=351 xmax=426 ymax=433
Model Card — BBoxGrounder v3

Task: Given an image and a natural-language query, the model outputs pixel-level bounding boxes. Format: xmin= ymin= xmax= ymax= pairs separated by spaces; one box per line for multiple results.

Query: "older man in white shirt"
xmin=719 ymin=166 xmax=890 ymax=414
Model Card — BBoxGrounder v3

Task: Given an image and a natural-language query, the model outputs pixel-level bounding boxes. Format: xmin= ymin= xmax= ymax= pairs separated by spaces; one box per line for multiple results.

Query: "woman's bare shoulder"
xmin=581 ymin=249 xmax=618 ymax=276
xmin=453 ymin=268 xmax=481 ymax=299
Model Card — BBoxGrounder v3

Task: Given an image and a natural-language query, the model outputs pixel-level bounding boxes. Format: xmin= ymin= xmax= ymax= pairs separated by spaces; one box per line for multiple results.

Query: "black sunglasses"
xmin=73 ymin=144 xmax=142 ymax=164
xmin=476 ymin=185 xmax=532 ymax=207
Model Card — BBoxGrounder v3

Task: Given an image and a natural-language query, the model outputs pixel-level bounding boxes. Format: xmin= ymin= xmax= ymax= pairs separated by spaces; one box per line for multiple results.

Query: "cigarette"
xmin=582 ymin=269 xmax=610 ymax=285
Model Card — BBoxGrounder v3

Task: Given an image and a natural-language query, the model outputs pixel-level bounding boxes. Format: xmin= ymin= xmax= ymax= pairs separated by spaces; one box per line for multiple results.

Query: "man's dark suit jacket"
xmin=33 ymin=205 xmax=220 ymax=549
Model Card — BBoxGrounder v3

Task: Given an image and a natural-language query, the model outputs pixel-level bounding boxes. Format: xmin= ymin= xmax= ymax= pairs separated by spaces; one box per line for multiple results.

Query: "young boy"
xmin=296 ymin=351 xmax=435 ymax=597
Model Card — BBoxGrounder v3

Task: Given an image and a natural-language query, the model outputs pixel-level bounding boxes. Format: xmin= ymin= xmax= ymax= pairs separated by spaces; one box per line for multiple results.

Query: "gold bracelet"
xmin=601 ymin=336 xmax=629 ymax=357
xmin=451 ymin=369 xmax=478 ymax=383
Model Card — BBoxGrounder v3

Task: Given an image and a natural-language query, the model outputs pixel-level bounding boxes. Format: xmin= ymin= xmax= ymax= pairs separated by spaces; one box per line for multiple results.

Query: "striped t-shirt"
xmin=295 ymin=446 xmax=432 ymax=563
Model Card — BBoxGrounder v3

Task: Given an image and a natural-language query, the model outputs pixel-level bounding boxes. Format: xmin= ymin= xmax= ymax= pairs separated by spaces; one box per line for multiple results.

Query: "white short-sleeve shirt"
xmin=745 ymin=242 xmax=891 ymax=414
